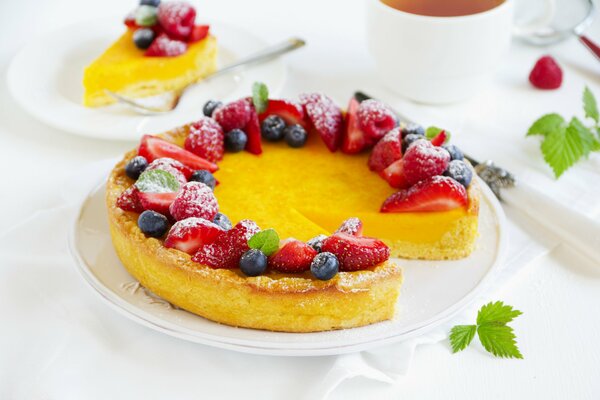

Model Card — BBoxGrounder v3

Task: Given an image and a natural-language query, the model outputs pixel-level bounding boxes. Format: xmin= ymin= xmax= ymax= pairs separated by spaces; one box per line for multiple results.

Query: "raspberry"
xmin=529 ymin=56 xmax=563 ymax=90
xmin=335 ymin=217 xmax=363 ymax=237
xmin=185 ymin=118 xmax=224 ymax=162
xmin=368 ymin=127 xmax=403 ymax=172
xmin=157 ymin=2 xmax=196 ymax=41
xmin=145 ymin=33 xmax=187 ymax=57
xmin=169 ymin=181 xmax=218 ymax=221
xmin=213 ymin=99 xmax=253 ymax=133
xmin=356 ymin=99 xmax=397 ymax=143
xmin=402 ymin=139 xmax=450 ymax=187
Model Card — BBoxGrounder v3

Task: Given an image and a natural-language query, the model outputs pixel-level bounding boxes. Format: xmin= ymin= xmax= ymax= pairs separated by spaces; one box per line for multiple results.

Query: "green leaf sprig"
xmin=252 ymin=81 xmax=269 ymax=114
xmin=248 ymin=229 xmax=279 ymax=256
xmin=450 ymin=301 xmax=523 ymax=359
xmin=527 ymin=86 xmax=600 ymax=178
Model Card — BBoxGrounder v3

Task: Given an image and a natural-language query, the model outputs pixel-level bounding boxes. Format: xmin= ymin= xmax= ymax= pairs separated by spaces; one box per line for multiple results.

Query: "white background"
xmin=1 ymin=0 xmax=600 ymax=398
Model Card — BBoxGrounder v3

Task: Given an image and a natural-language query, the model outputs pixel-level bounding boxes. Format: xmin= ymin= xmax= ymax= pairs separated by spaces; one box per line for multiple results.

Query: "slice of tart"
xmin=83 ymin=1 xmax=217 ymax=107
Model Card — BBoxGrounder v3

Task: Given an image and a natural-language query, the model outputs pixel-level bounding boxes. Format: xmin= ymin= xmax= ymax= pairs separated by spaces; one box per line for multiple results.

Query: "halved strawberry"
xmin=138 ymin=135 xmax=218 ymax=172
xmin=188 ymin=24 xmax=209 ymax=43
xmin=192 ymin=219 xmax=260 ymax=269
xmin=244 ymin=106 xmax=262 ymax=155
xmin=124 ymin=11 xmax=138 ymax=29
xmin=380 ymin=176 xmax=468 ymax=213
xmin=379 ymin=158 xmax=408 ymax=188
xmin=335 ymin=217 xmax=363 ymax=237
xmin=164 ymin=217 xmax=223 ymax=254
xmin=258 ymin=99 xmax=307 ymax=129
xmin=368 ymin=127 xmax=403 ymax=172
xmin=341 ymin=96 xmax=368 ymax=154
xmin=138 ymin=192 xmax=178 ymax=215
xmin=321 ymin=233 xmax=390 ymax=271
xmin=268 ymin=240 xmax=317 ymax=273
xmin=300 ymin=93 xmax=343 ymax=152
xmin=357 ymin=99 xmax=397 ymax=144
xmin=169 ymin=181 xmax=219 ymax=221
xmin=430 ymin=130 xmax=447 ymax=146
xmin=117 ymin=186 xmax=144 ymax=213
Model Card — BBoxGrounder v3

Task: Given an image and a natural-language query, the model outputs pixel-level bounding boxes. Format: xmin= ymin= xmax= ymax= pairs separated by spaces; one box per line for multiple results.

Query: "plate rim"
xmin=68 ymin=169 xmax=508 ymax=356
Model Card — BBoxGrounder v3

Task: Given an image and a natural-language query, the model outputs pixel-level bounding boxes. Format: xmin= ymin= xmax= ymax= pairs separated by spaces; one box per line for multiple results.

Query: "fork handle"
xmin=502 ymin=181 xmax=600 ymax=262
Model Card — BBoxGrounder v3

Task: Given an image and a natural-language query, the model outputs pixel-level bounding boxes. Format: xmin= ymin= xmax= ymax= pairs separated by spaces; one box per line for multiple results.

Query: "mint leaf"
xmin=583 ymin=86 xmax=599 ymax=124
xmin=252 ymin=82 xmax=269 ymax=114
xmin=477 ymin=324 xmax=523 ymax=359
xmin=477 ymin=301 xmax=523 ymax=325
xmin=570 ymin=117 xmax=600 ymax=155
xmin=527 ymin=113 xmax=566 ymax=137
xmin=135 ymin=170 xmax=180 ymax=193
xmin=248 ymin=229 xmax=279 ymax=256
xmin=425 ymin=126 xmax=451 ymax=142
xmin=541 ymin=117 xmax=595 ymax=178
xmin=449 ymin=325 xmax=476 ymax=353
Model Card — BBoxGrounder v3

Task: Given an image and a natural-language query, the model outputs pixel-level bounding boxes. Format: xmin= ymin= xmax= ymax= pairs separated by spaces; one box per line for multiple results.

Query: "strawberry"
xmin=356 ymin=99 xmax=397 ymax=144
xmin=258 ymin=99 xmax=307 ymax=128
xmin=244 ymin=106 xmax=262 ymax=155
xmin=192 ymin=220 xmax=260 ymax=269
xmin=138 ymin=192 xmax=178 ymax=215
xmin=188 ymin=24 xmax=209 ymax=43
xmin=145 ymin=158 xmax=189 ymax=184
xmin=164 ymin=217 xmax=223 ymax=254
xmin=185 ymin=117 xmax=224 ymax=162
xmin=157 ymin=1 xmax=196 ymax=41
xmin=169 ymin=181 xmax=219 ymax=221
xmin=124 ymin=11 xmax=139 ymax=29
xmin=145 ymin=33 xmax=188 ymax=57
xmin=529 ymin=56 xmax=562 ymax=90
xmin=379 ymin=158 xmax=407 ymax=188
xmin=117 ymin=186 xmax=144 ymax=213
xmin=300 ymin=93 xmax=343 ymax=152
xmin=335 ymin=217 xmax=363 ymax=237
xmin=341 ymin=96 xmax=368 ymax=154
xmin=138 ymin=135 xmax=218 ymax=172
xmin=429 ymin=130 xmax=447 ymax=146
xmin=268 ymin=240 xmax=317 ymax=273
xmin=368 ymin=127 xmax=403 ymax=172
xmin=321 ymin=233 xmax=390 ymax=271
xmin=213 ymin=98 xmax=252 ymax=133
xmin=380 ymin=176 xmax=468 ymax=212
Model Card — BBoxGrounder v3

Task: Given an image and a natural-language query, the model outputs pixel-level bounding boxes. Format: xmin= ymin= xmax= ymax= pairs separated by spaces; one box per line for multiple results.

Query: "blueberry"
xmin=443 ymin=144 xmax=464 ymax=161
xmin=261 ymin=115 xmax=286 ymax=142
xmin=284 ymin=124 xmax=308 ymax=148
xmin=402 ymin=133 xmax=423 ymax=152
xmin=138 ymin=210 xmax=169 ymax=238
xmin=225 ymin=129 xmax=248 ymax=152
xmin=190 ymin=170 xmax=216 ymax=190
xmin=203 ymin=100 xmax=223 ymax=117
xmin=307 ymin=234 xmax=328 ymax=253
xmin=125 ymin=156 xmax=148 ymax=179
xmin=444 ymin=160 xmax=473 ymax=188
xmin=213 ymin=213 xmax=232 ymax=230
xmin=140 ymin=0 xmax=160 ymax=6
xmin=132 ymin=28 xmax=155 ymax=50
xmin=239 ymin=249 xmax=268 ymax=277
xmin=401 ymin=123 xmax=425 ymax=138
xmin=310 ymin=252 xmax=339 ymax=281
xmin=134 ymin=5 xmax=158 ymax=27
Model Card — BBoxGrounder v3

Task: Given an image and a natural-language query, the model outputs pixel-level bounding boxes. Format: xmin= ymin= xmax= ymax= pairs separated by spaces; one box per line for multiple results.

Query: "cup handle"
xmin=512 ymin=0 xmax=556 ymax=37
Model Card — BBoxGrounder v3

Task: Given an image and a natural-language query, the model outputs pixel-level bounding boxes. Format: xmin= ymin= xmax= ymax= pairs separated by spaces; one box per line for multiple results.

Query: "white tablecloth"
xmin=1 ymin=0 xmax=600 ymax=398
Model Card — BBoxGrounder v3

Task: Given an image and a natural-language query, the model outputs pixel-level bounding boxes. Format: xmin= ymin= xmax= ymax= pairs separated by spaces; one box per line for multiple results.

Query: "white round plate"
xmin=69 ymin=168 xmax=507 ymax=356
xmin=7 ymin=18 xmax=287 ymax=141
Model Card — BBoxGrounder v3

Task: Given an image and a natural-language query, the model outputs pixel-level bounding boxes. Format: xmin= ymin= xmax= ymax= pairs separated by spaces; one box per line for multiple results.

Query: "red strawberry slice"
xmin=341 ymin=96 xmax=368 ymax=154
xmin=430 ymin=130 xmax=447 ymax=146
xmin=192 ymin=219 xmax=260 ymax=269
xmin=117 ymin=186 xmax=144 ymax=213
xmin=357 ymin=99 xmax=397 ymax=144
xmin=368 ymin=127 xmax=403 ymax=172
xmin=402 ymin=139 xmax=450 ymax=187
xmin=321 ymin=233 xmax=390 ymax=271
xmin=381 ymin=176 xmax=468 ymax=212
xmin=300 ymin=93 xmax=343 ymax=152
xmin=169 ymin=181 xmax=219 ymax=221
xmin=188 ymin=24 xmax=209 ymax=43
xmin=145 ymin=33 xmax=188 ymax=57
xmin=146 ymin=158 xmax=189 ymax=184
xmin=244 ymin=106 xmax=262 ymax=155
xmin=138 ymin=192 xmax=178 ymax=215
xmin=379 ymin=158 xmax=408 ymax=188
xmin=157 ymin=1 xmax=196 ymax=41
xmin=213 ymin=98 xmax=252 ymax=133
xmin=185 ymin=117 xmax=224 ymax=162
xmin=164 ymin=217 xmax=223 ymax=254
xmin=138 ymin=135 xmax=218 ymax=172
xmin=335 ymin=217 xmax=363 ymax=237
xmin=124 ymin=12 xmax=138 ymax=29
xmin=258 ymin=99 xmax=307 ymax=129
xmin=268 ymin=240 xmax=317 ymax=273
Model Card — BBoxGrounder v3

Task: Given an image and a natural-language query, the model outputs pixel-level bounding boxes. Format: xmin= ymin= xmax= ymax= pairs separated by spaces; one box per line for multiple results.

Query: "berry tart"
xmin=106 ymin=84 xmax=479 ymax=332
xmin=83 ymin=0 xmax=216 ymax=107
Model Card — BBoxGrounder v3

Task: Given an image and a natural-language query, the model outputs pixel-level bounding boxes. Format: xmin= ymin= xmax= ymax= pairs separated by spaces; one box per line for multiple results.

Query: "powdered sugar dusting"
xmin=146 ymin=33 xmax=187 ymax=57
xmin=146 ymin=158 xmax=187 ymax=185
xmin=169 ymin=181 xmax=218 ymax=221
xmin=356 ymin=99 xmax=397 ymax=141
xmin=300 ymin=93 xmax=343 ymax=149
xmin=185 ymin=117 xmax=225 ymax=162
xmin=403 ymin=140 xmax=450 ymax=186
xmin=335 ymin=217 xmax=363 ymax=236
xmin=167 ymin=217 xmax=221 ymax=240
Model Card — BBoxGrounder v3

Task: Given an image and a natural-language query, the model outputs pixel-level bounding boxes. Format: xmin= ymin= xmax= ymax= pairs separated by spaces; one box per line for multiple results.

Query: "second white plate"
xmin=7 ymin=17 xmax=287 ymax=141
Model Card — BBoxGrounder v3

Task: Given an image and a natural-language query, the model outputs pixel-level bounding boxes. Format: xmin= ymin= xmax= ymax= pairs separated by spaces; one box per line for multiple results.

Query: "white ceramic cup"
xmin=367 ymin=0 xmax=515 ymax=104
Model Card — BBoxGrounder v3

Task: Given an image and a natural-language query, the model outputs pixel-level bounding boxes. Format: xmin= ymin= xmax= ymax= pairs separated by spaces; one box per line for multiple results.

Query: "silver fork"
xmin=105 ymin=37 xmax=306 ymax=114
